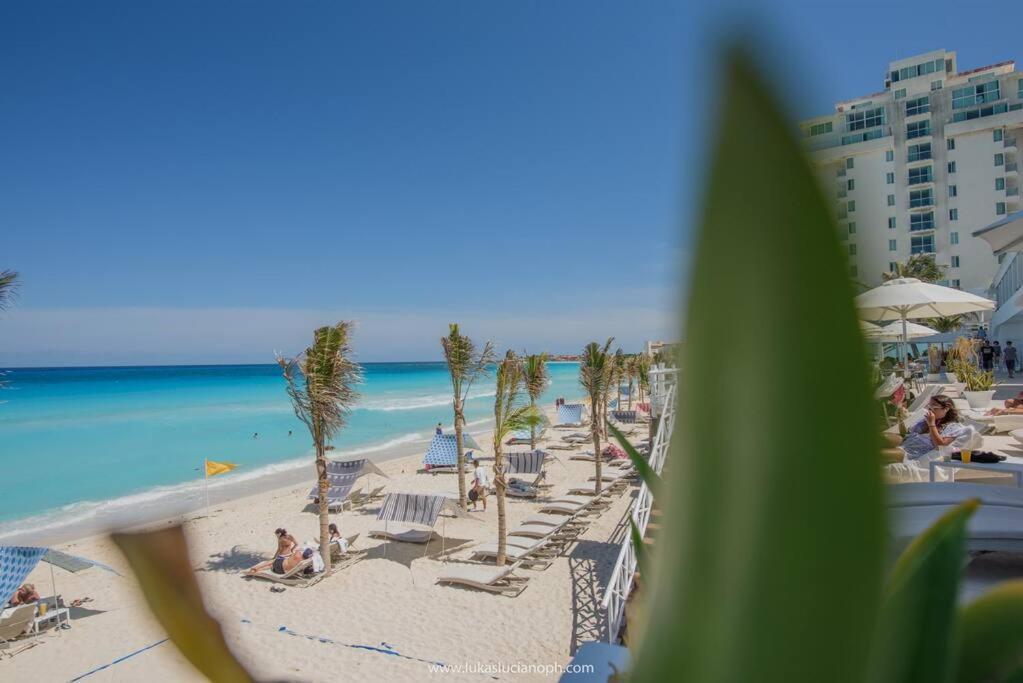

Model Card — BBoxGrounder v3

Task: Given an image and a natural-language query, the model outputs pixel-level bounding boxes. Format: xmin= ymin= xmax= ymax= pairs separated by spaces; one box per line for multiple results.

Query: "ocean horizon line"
xmin=0 ymin=358 xmax=583 ymax=372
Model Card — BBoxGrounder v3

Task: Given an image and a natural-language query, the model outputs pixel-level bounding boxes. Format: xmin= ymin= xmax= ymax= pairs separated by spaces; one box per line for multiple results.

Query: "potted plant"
xmin=945 ymin=336 xmax=977 ymax=384
xmin=955 ymin=361 xmax=997 ymax=409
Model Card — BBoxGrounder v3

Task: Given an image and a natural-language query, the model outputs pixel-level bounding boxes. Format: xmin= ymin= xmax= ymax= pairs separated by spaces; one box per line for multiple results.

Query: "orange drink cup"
xmin=961 ymin=449 xmax=972 ymax=464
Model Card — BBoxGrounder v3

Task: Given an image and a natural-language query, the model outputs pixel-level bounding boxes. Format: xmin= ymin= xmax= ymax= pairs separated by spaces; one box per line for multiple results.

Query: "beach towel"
xmin=0 ymin=545 xmax=47 ymax=606
xmin=376 ymin=493 xmax=448 ymax=527
xmin=557 ymin=404 xmax=584 ymax=425
xmin=504 ymin=450 xmax=546 ymax=475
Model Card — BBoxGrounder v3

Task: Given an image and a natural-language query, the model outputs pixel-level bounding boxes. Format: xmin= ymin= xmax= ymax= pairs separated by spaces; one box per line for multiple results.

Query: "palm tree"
xmin=613 ymin=349 xmax=626 ymax=415
xmin=625 ymin=355 xmax=638 ymax=410
xmin=882 ymin=254 xmax=945 ymax=283
xmin=522 ymin=352 xmax=549 ymax=451
xmin=636 ymin=354 xmax=650 ymax=403
xmin=580 ymin=339 xmax=614 ymax=495
xmin=0 ymin=270 xmax=18 ymax=311
xmin=441 ymin=324 xmax=495 ymax=511
xmin=277 ymin=322 xmax=362 ymax=571
xmin=491 ymin=350 xmax=537 ymax=565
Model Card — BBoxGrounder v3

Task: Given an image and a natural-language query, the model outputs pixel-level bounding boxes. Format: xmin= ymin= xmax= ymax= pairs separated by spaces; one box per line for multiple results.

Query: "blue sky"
xmin=1 ymin=0 xmax=1018 ymax=365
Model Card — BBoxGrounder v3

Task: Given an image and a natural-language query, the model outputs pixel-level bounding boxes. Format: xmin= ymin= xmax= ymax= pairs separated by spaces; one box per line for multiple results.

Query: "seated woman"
xmin=328 ymin=523 xmax=349 ymax=554
xmin=884 ymin=395 xmax=969 ymax=482
xmin=247 ymin=527 xmax=303 ymax=575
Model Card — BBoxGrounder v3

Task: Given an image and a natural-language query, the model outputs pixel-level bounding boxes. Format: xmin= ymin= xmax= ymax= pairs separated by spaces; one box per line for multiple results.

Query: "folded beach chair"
xmin=0 ymin=605 xmax=36 ymax=654
xmin=369 ymin=524 xmax=434 ymax=544
xmin=436 ymin=563 xmax=528 ymax=597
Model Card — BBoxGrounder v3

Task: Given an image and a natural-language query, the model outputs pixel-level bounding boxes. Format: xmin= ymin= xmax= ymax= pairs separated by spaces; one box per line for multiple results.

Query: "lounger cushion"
xmin=369 ymin=525 xmax=434 ymax=543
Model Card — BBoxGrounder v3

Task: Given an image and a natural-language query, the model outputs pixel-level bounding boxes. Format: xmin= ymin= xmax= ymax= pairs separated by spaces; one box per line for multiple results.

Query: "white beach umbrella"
xmin=855 ymin=278 xmax=994 ymax=371
xmin=872 ymin=321 xmax=941 ymax=341
xmin=860 ymin=321 xmax=882 ymax=335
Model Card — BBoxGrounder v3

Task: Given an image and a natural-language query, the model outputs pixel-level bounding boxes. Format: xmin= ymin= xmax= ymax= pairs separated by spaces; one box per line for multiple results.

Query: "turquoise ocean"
xmin=0 ymin=361 xmax=583 ymax=542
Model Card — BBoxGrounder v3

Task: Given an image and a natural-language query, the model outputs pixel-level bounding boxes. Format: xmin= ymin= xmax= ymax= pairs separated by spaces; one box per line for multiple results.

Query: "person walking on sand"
xmin=469 ymin=460 xmax=489 ymax=511
xmin=1006 ymin=341 xmax=1018 ymax=379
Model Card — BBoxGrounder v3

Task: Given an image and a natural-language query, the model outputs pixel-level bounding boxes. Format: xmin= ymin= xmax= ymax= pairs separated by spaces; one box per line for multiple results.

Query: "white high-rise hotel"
xmin=802 ymin=49 xmax=1022 ymax=295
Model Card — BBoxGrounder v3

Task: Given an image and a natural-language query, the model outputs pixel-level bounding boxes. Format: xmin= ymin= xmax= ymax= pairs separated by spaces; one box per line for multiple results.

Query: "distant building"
xmin=801 ymin=49 xmax=1022 ymax=295
xmin=645 ymin=340 xmax=682 ymax=359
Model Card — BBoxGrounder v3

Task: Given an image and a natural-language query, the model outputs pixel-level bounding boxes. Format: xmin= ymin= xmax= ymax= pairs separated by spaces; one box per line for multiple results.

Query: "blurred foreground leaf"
xmin=956 ymin=580 xmax=1023 ymax=683
xmin=630 ymin=47 xmax=885 ymax=682
xmin=868 ymin=500 xmax=977 ymax=683
xmin=113 ymin=526 xmax=254 ymax=683
xmin=608 ymin=420 xmax=660 ymax=497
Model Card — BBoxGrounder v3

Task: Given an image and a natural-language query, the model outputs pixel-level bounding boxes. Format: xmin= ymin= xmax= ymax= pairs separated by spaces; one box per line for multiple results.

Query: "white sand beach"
xmin=2 ymin=410 xmax=647 ymax=682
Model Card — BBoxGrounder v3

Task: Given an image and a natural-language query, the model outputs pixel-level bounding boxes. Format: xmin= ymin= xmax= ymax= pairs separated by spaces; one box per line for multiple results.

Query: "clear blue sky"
xmin=1 ymin=0 xmax=1017 ymax=365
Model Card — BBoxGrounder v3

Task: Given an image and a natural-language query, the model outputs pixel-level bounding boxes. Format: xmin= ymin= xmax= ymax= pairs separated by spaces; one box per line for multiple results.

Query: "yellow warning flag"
xmin=205 ymin=460 xmax=238 ymax=477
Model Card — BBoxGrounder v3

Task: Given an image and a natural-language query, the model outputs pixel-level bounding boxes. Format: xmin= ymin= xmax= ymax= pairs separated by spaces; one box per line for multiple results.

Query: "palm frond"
xmin=0 ymin=270 xmax=19 ymax=311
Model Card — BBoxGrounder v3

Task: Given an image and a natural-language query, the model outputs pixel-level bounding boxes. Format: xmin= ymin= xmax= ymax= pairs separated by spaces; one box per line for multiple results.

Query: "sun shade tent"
xmin=373 ymin=492 xmax=473 ymax=551
xmin=0 ymin=546 xmax=47 ymax=606
xmin=855 ymin=277 xmax=995 ymax=370
xmin=423 ymin=433 xmax=482 ymax=468
xmin=973 ymin=209 xmax=1023 ymax=256
xmin=556 ymin=403 xmax=585 ymax=425
xmin=307 ymin=457 xmax=389 ymax=508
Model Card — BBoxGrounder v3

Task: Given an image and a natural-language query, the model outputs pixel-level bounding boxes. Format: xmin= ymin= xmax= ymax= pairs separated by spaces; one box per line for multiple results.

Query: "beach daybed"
xmin=888 ymin=482 xmax=1023 ymax=554
xmin=436 ymin=564 xmax=528 ymax=597
xmin=246 ymin=558 xmax=316 ymax=586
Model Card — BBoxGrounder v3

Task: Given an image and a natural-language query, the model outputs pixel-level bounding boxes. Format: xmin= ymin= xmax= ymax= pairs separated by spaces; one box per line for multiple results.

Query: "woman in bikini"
xmin=247 ymin=527 xmax=302 ymax=575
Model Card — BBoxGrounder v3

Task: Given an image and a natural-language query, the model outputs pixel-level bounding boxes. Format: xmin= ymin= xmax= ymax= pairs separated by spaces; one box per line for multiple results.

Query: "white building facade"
xmin=802 ymin=50 xmax=1022 ymax=295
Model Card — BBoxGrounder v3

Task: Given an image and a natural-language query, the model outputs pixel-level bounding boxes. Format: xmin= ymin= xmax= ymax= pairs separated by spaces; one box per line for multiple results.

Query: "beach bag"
xmin=468 ymin=488 xmax=479 ymax=502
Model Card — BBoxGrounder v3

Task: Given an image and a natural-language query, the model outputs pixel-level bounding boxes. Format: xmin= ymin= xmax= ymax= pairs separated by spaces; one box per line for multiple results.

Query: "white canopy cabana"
xmin=973 ymin=209 xmax=1023 ymax=256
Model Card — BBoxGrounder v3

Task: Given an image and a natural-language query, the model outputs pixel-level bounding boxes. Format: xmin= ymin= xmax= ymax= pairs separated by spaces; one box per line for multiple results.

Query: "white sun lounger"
xmin=369 ymin=524 xmax=434 ymax=544
xmin=524 ymin=512 xmax=587 ymax=527
xmin=888 ymin=483 xmax=1023 ymax=554
xmin=509 ymin=523 xmax=567 ymax=539
xmin=436 ymin=564 xmax=528 ymax=597
xmin=246 ymin=558 xmax=315 ymax=586
xmin=0 ymin=605 xmax=37 ymax=653
xmin=471 ymin=540 xmax=561 ymax=566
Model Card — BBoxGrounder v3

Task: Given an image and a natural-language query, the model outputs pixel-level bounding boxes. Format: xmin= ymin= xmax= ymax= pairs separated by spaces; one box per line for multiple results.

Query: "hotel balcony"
xmin=1007 ymin=162 xmax=1019 ymax=176
xmin=1006 ymin=137 xmax=1019 ymax=154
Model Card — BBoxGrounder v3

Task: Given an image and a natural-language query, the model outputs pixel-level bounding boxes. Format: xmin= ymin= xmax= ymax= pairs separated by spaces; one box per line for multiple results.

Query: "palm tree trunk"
xmin=592 ymin=394 xmax=602 ymax=495
xmin=529 ymin=397 xmax=536 ymax=451
xmin=495 ymin=444 xmax=507 ymax=566
xmin=454 ymin=402 xmax=467 ymax=512
xmin=315 ymin=438 xmax=331 ymax=573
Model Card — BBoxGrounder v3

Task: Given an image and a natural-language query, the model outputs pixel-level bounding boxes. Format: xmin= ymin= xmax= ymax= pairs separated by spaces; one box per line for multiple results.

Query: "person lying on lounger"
xmin=247 ymin=527 xmax=301 ymax=575
xmin=8 ymin=583 xmax=39 ymax=606
xmin=985 ymin=392 xmax=1023 ymax=415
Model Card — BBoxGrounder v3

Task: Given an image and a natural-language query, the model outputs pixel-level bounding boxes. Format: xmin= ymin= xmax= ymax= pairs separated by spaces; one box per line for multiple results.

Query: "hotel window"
xmin=848 ymin=200 xmax=856 ymax=212
xmin=849 ymin=244 xmax=857 ymax=256
xmin=948 ymin=160 xmax=956 ymax=173
xmin=909 ymin=188 xmax=933 ymax=207
xmin=848 ymin=222 xmax=856 ymax=234
xmin=947 ymin=138 xmax=956 ymax=150
xmin=846 ymin=158 xmax=855 ymax=169
xmin=848 ymin=179 xmax=855 ymax=191
xmin=952 ymin=101 xmax=1009 ymax=122
xmin=951 ymin=256 xmax=961 ymax=268
xmin=995 ymin=153 xmax=1004 ymax=166
xmin=1020 ymin=79 xmax=1023 ymax=99
xmin=894 ymin=88 xmax=907 ymax=100
xmin=910 ymin=212 xmax=934 ymax=231
xmin=890 ymin=261 xmax=898 ymax=272
xmin=907 ymin=120 xmax=931 ymax=139
xmin=845 ymin=106 xmax=885 ymax=131
xmin=908 ymin=166 xmax=933 ymax=185
xmin=888 ymin=217 xmax=897 ymax=229
xmin=886 ymin=150 xmax=894 ymax=162
xmin=905 ymin=96 xmax=930 ymax=116
xmin=931 ymin=80 xmax=943 ymax=91
xmin=994 ymin=130 xmax=1004 ymax=142
xmin=886 ymin=172 xmax=895 ymax=184
xmin=850 ymin=265 xmax=858 ymax=277
xmin=891 ymin=58 xmax=944 ymax=83
xmin=887 ymin=194 xmax=896 ymax=206
xmin=997 ymin=178 xmax=1006 ymax=191
xmin=911 ymin=234 xmax=935 ymax=254
xmin=952 ymin=279 xmax=960 ymax=288
xmin=809 ymin=122 xmax=833 ymax=136
xmin=908 ymin=143 xmax=932 ymax=161
xmin=952 ymin=80 xmax=1000 ymax=109
xmin=949 ymin=185 xmax=957 ymax=197
xmin=997 ymin=202 xmax=1007 ymax=215
xmin=889 ymin=239 xmax=897 ymax=251
xmin=949 ymin=208 xmax=959 ymax=221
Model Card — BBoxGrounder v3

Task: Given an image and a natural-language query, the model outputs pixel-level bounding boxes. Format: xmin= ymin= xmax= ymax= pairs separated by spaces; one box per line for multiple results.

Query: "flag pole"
xmin=204 ymin=459 xmax=210 ymax=518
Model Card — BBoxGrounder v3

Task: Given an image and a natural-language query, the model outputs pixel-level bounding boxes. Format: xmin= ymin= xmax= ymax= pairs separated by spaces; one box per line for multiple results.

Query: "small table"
xmin=930 ymin=459 xmax=1023 ymax=486
xmin=32 ymin=607 xmax=70 ymax=634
